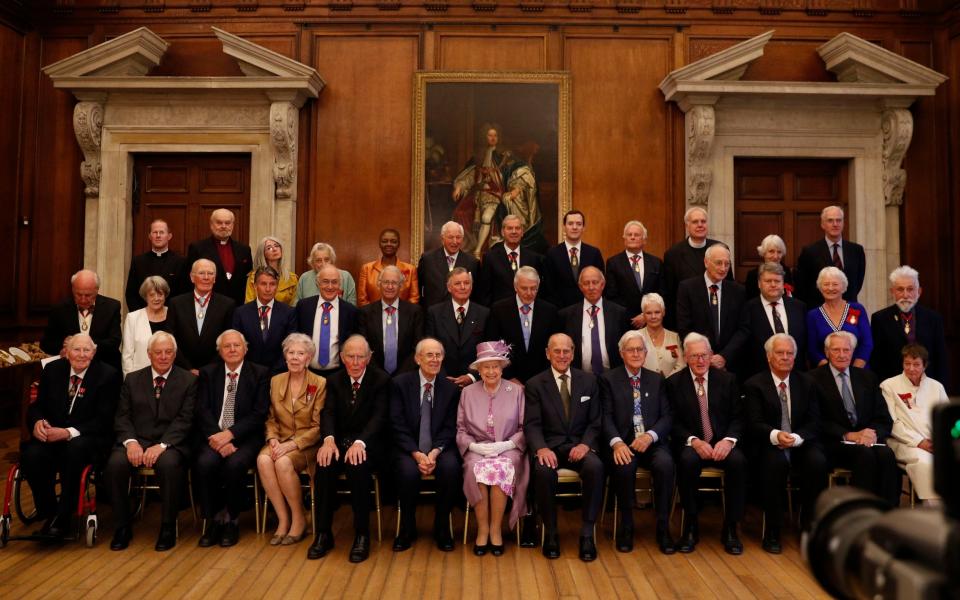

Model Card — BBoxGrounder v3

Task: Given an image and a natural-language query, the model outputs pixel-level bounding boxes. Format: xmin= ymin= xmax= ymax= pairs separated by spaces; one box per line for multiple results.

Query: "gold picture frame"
xmin=410 ymin=71 xmax=572 ymax=261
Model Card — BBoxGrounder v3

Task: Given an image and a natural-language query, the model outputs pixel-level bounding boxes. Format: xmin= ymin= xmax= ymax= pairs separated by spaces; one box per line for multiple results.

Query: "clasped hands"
xmin=691 ymin=438 xmax=734 ymax=461
xmin=32 ymin=420 xmax=70 ymax=443
xmin=470 ymin=441 xmax=514 ymax=458
xmin=844 ymin=428 xmax=878 ymax=446
xmin=125 ymin=441 xmax=166 ymax=468
xmin=317 ymin=439 xmax=367 ymax=467
xmin=412 ymin=448 xmax=441 ymax=475
xmin=536 ymin=443 xmax=590 ymax=468
xmin=208 ymin=430 xmax=237 ymax=457
xmin=612 ymin=434 xmax=654 ymax=465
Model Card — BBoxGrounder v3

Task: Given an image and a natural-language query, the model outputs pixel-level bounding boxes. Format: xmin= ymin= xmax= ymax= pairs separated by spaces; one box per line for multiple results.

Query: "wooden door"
xmin=733 ymin=158 xmax=849 ymax=282
xmin=132 ymin=153 xmax=251 ymax=256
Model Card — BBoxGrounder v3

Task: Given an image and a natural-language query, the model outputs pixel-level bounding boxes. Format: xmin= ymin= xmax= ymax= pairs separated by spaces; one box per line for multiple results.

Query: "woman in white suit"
xmin=121 ymin=276 xmax=171 ymax=375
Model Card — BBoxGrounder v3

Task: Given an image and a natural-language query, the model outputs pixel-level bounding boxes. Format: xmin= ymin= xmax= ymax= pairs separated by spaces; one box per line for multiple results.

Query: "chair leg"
xmin=188 ymin=472 xmax=198 ymax=528
xmin=463 ymin=501 xmax=470 ymax=545
xmin=253 ymin=472 xmax=261 ymax=535
xmin=373 ymin=477 xmax=382 ymax=543
xmin=600 ymin=481 xmax=608 ymax=528
xmin=395 ymin=506 xmax=402 ymax=538
xmin=612 ymin=496 xmax=619 ymax=541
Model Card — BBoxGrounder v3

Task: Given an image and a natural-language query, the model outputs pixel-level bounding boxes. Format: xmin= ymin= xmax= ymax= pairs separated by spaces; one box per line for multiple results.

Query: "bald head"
xmin=209 ymin=208 xmax=236 ymax=241
xmin=71 ymin=269 xmax=100 ymax=310
xmin=578 ymin=266 xmax=605 ymax=303
xmin=317 ymin=263 xmax=341 ymax=301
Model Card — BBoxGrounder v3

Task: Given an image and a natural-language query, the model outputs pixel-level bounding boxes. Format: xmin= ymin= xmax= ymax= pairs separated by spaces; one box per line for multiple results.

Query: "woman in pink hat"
xmin=456 ymin=340 xmax=528 ymax=556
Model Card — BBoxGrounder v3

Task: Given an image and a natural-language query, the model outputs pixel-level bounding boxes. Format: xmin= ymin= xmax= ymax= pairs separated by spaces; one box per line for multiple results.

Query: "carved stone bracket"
xmin=270 ymin=102 xmax=298 ymax=200
xmin=73 ymin=101 xmax=104 ymax=200
xmin=881 ymin=108 xmax=913 ymax=207
xmin=685 ymin=105 xmax=715 ymax=207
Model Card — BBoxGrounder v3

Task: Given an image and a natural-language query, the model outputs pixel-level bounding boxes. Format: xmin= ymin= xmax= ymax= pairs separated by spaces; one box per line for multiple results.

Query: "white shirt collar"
xmin=772 ymin=372 xmax=790 ymax=388
xmin=382 ymin=299 xmax=400 ymax=310
xmin=319 ymin=295 xmax=340 ymax=309
xmin=690 ymin=369 xmax=709 ymax=384
xmin=582 ymin=297 xmax=604 ymax=310
xmin=225 ymin=362 xmax=244 ymax=377
xmin=444 ymin=250 xmax=459 ymax=260
xmin=551 ymin=366 xmax=570 ymax=381
xmin=257 ymin=298 xmax=275 ymax=310
xmin=626 ymin=367 xmax=642 ymax=379
xmin=761 ymin=295 xmax=783 ymax=307
xmin=703 ymin=272 xmax=723 ymax=287
xmin=419 ymin=371 xmax=436 ymax=388
xmin=504 ymin=244 xmax=520 ymax=255
xmin=452 ymin=299 xmax=470 ymax=313
xmin=825 ymin=237 xmax=842 ymax=247
xmin=151 ymin=367 xmax=172 ymax=380
xmin=516 ymin=296 xmax=534 ymax=309
xmin=69 ymin=367 xmax=89 ymax=379
xmin=564 ymin=240 xmax=582 ymax=252
xmin=352 ymin=371 xmax=366 ymax=387
xmin=625 ymin=250 xmax=644 ymax=260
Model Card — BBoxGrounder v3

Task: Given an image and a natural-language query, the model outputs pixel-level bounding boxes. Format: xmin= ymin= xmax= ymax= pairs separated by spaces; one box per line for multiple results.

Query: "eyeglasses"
xmin=687 ymin=353 xmax=710 ymax=361
xmin=263 ymin=244 xmax=281 ymax=251
xmin=622 ymin=346 xmax=646 ymax=354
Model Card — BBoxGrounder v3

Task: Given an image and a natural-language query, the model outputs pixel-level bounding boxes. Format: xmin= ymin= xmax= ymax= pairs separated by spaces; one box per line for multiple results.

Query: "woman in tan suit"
xmin=257 ymin=332 xmax=325 ymax=545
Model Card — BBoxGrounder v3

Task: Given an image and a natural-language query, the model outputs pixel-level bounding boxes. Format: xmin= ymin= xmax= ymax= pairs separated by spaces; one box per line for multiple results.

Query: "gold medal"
xmin=197 ymin=311 xmax=205 ymax=319
xmin=850 ymin=315 xmax=857 ymax=325
xmin=588 ymin=321 xmax=595 ymax=329
xmin=386 ymin=316 xmax=393 ymax=325
xmin=904 ymin=323 xmax=911 ymax=334
xmin=323 ymin=316 xmax=330 ymax=325
xmin=523 ymin=319 xmax=530 ymax=328
xmin=633 ymin=389 xmax=640 ymax=400
xmin=81 ymin=321 xmax=88 ymax=331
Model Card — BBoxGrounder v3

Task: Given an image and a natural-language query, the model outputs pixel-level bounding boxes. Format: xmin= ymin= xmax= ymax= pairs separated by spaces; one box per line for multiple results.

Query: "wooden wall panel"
xmin=0 ymin=23 xmax=24 ymax=321
xmin=564 ymin=34 xmax=675 ymax=260
xmin=307 ymin=33 xmax=420 ymax=277
xmin=436 ymin=33 xmax=548 ymax=71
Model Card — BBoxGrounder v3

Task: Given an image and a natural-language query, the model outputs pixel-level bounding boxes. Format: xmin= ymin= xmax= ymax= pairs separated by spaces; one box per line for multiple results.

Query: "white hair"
xmin=514 ymin=266 xmax=540 ymax=285
xmin=440 ymin=221 xmax=464 ymax=237
xmin=640 ymin=292 xmax=666 ymax=313
xmin=824 ymin=331 xmax=858 ymax=352
xmin=147 ymin=331 xmax=177 ymax=353
xmin=888 ymin=265 xmax=920 ymax=288
xmin=764 ymin=333 xmax=797 ymax=356
xmin=216 ymin=329 xmax=248 ymax=351
xmin=682 ymin=332 xmax=712 ymax=354
xmin=821 ymin=205 xmax=844 ymax=220
xmin=70 ymin=269 xmax=101 ymax=289
xmin=622 ymin=220 xmax=648 ymax=239
xmin=684 ymin=206 xmax=707 ymax=223
xmin=756 ymin=234 xmax=786 ymax=258
xmin=618 ymin=330 xmax=646 ymax=352
xmin=816 ymin=266 xmax=849 ymax=293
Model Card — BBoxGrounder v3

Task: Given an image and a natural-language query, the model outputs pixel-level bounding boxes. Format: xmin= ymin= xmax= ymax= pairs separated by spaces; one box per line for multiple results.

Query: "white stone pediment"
xmin=42 ymin=27 xmax=169 ymax=78
xmin=661 ymin=30 xmax=774 ymax=94
xmin=818 ymin=32 xmax=949 ymax=86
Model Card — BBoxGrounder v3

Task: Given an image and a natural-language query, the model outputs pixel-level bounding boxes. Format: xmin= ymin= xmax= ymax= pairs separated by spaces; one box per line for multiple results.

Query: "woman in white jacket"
xmin=879 ymin=343 xmax=949 ymax=504
xmin=121 ymin=276 xmax=171 ymax=375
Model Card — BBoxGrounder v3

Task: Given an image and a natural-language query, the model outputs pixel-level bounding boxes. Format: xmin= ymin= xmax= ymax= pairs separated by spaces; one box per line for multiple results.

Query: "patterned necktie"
xmin=832 ymin=243 xmax=844 ymax=270
xmin=631 ymin=375 xmax=645 ymax=435
xmin=419 ymin=382 xmax=433 ymax=453
xmin=222 ymin=372 xmax=238 ymax=429
xmin=456 ymin=305 xmax=466 ymax=325
xmin=384 ymin=306 xmax=398 ymax=374
xmin=154 ymin=376 xmax=166 ymax=412
xmin=68 ymin=374 xmax=81 ymax=413
xmin=508 ymin=251 xmax=518 ymax=271
xmin=709 ymin=284 xmax=720 ymax=336
xmin=778 ymin=381 xmax=791 ymax=433
xmin=589 ymin=305 xmax=603 ymax=376
xmin=569 ymin=247 xmax=579 ymax=277
xmin=770 ymin=301 xmax=786 ymax=334
xmin=838 ymin=371 xmax=857 ymax=427
xmin=259 ymin=305 xmax=270 ymax=340
xmin=559 ymin=373 xmax=572 ymax=422
xmin=446 ymin=255 xmax=456 ymax=272
xmin=520 ymin=304 xmax=532 ymax=350
xmin=900 ymin=311 xmax=916 ymax=343
xmin=351 ymin=379 xmax=360 ymax=404
xmin=318 ymin=302 xmax=332 ymax=366
xmin=695 ymin=376 xmax=713 ymax=443
xmin=630 ymin=254 xmax=642 ymax=288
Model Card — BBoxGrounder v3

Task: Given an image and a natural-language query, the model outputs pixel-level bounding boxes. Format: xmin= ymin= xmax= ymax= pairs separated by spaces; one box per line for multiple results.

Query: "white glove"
xmin=493 ymin=440 xmax=516 ymax=454
xmin=469 ymin=442 xmax=495 ymax=455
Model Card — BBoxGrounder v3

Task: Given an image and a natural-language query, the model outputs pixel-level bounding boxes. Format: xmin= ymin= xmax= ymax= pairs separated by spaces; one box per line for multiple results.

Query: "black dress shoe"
xmin=656 ymin=527 xmax=676 ymax=555
xmin=762 ymin=534 xmax=782 ymax=554
xmin=489 ymin=543 xmax=505 ymax=556
xmin=110 ymin=526 xmax=132 ymax=551
xmin=578 ymin=536 xmax=597 ymax=562
xmin=519 ymin=516 xmax=538 ymax=548
xmin=542 ymin=532 xmax=561 ymax=559
xmin=434 ymin=531 xmax=454 ymax=552
xmin=44 ymin=514 xmax=70 ymax=539
xmin=307 ymin=532 xmax=334 ymax=559
xmin=677 ymin=522 xmax=699 ymax=554
xmin=615 ymin=524 xmax=634 ymax=553
xmin=722 ymin=524 xmax=743 ymax=556
xmin=198 ymin=521 xmax=222 ymax=548
xmin=220 ymin=522 xmax=239 ymax=547
xmin=393 ymin=531 xmax=414 ymax=552
xmin=473 ymin=542 xmax=489 ymax=556
xmin=349 ymin=534 xmax=370 ymax=563
xmin=155 ymin=523 xmax=177 ymax=551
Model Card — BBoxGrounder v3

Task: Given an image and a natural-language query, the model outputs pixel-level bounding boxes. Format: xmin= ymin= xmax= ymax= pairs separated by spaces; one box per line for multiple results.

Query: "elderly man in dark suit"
xmin=167 ymin=258 xmax=236 ymax=374
xmin=389 ymin=338 xmax=461 ymax=552
xmin=604 ymin=220 xmax=663 ymax=329
xmin=106 ymin=331 xmax=197 ymax=552
xmin=676 ymin=243 xmax=746 ymax=373
xmin=667 ymin=332 xmax=746 ymax=555
xmin=559 ymin=266 xmax=629 ymax=377
xmin=484 ymin=266 xmax=558 ymax=383
xmin=475 ymin=214 xmax=544 ymax=307
xmin=186 ymin=208 xmax=252 ymax=306
xmin=41 ymin=269 xmax=122 ymax=371
xmin=525 ymin=333 xmax=604 ymax=562
xmin=540 ymin=210 xmax=605 ymax=308
xmin=811 ymin=331 xmax=900 ymax=507
xmin=309 ymin=335 xmax=390 ymax=563
xmin=296 ymin=263 xmax=359 ymax=377
xmin=661 ymin=207 xmax=730 ymax=329
xmin=600 ymin=330 xmax=675 ymax=554
xmin=231 ymin=266 xmax=296 ymax=374
xmin=796 ymin=205 xmax=866 ymax=306
xmin=425 ymin=267 xmax=489 ymax=388
xmin=21 ymin=333 xmax=121 ymax=538
xmin=732 ymin=262 xmax=807 ymax=379
xmin=125 ymin=219 xmax=185 ymax=310
xmin=743 ymin=334 xmax=828 ymax=554
xmin=358 ymin=264 xmax=424 ymax=376
xmin=193 ymin=330 xmax=270 ymax=548
xmin=871 ymin=265 xmax=949 ymax=388
xmin=417 ymin=221 xmax=480 ymax=307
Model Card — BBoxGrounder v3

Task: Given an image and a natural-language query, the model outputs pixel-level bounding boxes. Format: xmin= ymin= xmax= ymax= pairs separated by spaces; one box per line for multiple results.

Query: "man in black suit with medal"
xmin=231 ymin=266 xmax=296 ymax=373
xmin=475 ymin=214 xmax=544 ymax=307
xmin=358 ymin=264 xmax=424 ymax=376
xmin=559 ymin=266 xmax=629 ymax=377
xmin=604 ymin=220 xmax=663 ymax=329
xmin=167 ymin=258 xmax=236 ymax=374
xmin=296 ymin=263 xmax=360 ymax=377
xmin=186 ymin=208 xmax=252 ymax=306
xmin=41 ymin=269 xmax=122 ymax=371
xmin=417 ymin=221 xmax=480 ymax=307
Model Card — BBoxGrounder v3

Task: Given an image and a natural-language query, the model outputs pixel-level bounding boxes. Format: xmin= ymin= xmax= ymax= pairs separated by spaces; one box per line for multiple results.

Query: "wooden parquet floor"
xmin=0 ymin=428 xmax=831 ymax=599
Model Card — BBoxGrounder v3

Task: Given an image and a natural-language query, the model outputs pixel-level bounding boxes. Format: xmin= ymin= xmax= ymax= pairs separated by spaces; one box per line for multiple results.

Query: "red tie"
xmin=456 ymin=306 xmax=466 ymax=325
xmin=832 ymin=243 xmax=843 ymax=270
xmin=351 ymin=380 xmax=360 ymax=403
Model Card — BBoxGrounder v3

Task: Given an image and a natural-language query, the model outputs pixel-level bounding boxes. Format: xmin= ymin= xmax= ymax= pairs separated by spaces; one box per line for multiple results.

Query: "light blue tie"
xmin=520 ymin=304 xmax=532 ymax=350
xmin=839 ymin=371 xmax=857 ymax=427
xmin=384 ymin=306 xmax=398 ymax=374
xmin=318 ymin=302 xmax=332 ymax=367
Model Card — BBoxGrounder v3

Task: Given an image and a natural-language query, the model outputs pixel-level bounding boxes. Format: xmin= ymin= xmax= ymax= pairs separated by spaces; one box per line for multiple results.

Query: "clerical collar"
xmin=218 ymin=238 xmax=230 ymax=246
xmin=152 ymin=248 xmax=169 ymax=257
xmin=687 ymin=237 xmax=707 ymax=249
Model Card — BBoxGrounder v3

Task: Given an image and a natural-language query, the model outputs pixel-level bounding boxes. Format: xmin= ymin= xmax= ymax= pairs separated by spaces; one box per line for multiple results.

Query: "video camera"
xmin=803 ymin=403 xmax=960 ymax=599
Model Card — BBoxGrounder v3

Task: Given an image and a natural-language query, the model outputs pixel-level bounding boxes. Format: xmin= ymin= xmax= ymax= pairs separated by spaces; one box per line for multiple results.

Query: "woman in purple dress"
xmin=456 ymin=341 xmax=528 ymax=556
xmin=806 ymin=266 xmax=873 ymax=368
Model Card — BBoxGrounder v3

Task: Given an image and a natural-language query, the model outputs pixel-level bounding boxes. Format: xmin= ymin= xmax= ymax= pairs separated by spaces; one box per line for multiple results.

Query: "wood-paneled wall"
xmin=1 ymin=4 xmax=957 ymax=389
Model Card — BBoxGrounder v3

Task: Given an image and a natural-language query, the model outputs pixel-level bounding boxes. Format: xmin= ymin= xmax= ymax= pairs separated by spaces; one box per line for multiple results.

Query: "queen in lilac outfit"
xmin=456 ymin=341 xmax=528 ymax=549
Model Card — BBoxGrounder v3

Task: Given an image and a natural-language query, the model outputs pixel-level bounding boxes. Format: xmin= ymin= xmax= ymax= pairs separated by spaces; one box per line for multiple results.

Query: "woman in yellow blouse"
xmin=245 ymin=235 xmax=298 ymax=306
xmin=256 ymin=333 xmax=325 ymax=545
xmin=357 ymin=228 xmax=420 ymax=305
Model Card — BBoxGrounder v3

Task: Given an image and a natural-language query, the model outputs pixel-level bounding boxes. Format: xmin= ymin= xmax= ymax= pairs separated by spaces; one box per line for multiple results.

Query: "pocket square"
xmin=580 ymin=396 xmax=590 ymax=403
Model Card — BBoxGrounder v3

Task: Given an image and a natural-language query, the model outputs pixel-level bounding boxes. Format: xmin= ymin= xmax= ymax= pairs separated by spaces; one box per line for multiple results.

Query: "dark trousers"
xmin=192 ymin=441 xmax=261 ymax=520
xmin=756 ymin=443 xmax=828 ymax=535
xmin=20 ymin=437 xmax=105 ymax=520
xmin=533 ymin=449 xmax=604 ymax=534
xmin=105 ymin=446 xmax=186 ymax=528
xmin=609 ymin=444 xmax=675 ymax=529
xmin=314 ymin=453 xmax=374 ymax=535
xmin=677 ymin=445 xmax=746 ymax=526
xmin=394 ymin=449 xmax=461 ymax=535
xmin=828 ymin=442 xmax=900 ymax=507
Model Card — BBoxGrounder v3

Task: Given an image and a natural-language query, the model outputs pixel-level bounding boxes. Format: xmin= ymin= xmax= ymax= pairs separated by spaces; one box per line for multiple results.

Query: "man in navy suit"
xmin=661 ymin=207 xmax=730 ymax=329
xmin=425 ymin=267 xmax=489 ymax=387
xmin=389 ymin=338 xmax=461 ymax=552
xmin=21 ymin=334 xmax=121 ymax=538
xmin=731 ymin=262 xmax=807 ymax=379
xmin=296 ymin=264 xmax=359 ymax=377
xmin=743 ymin=334 xmax=827 ymax=554
xmin=599 ymin=330 xmax=675 ymax=554
xmin=560 ymin=266 xmax=629 ymax=377
xmin=604 ymin=220 xmax=662 ymax=329
xmin=417 ymin=221 xmax=480 ymax=307
xmin=166 ymin=259 xmax=237 ymax=374
xmin=484 ymin=266 xmax=558 ymax=383
xmin=871 ymin=266 xmax=949 ymax=388
xmin=676 ymin=244 xmax=746 ymax=373
xmin=358 ymin=265 xmax=424 ymax=375
xmin=796 ymin=205 xmax=866 ymax=306
xmin=541 ymin=210 xmax=604 ymax=308
xmin=667 ymin=333 xmax=746 ymax=555
xmin=193 ymin=330 xmax=269 ymax=547
xmin=185 ymin=208 xmax=252 ymax=306
xmin=525 ymin=333 xmax=604 ymax=562
xmin=41 ymin=269 xmax=122 ymax=372
xmin=475 ymin=214 xmax=544 ymax=307
xmin=231 ymin=266 xmax=295 ymax=373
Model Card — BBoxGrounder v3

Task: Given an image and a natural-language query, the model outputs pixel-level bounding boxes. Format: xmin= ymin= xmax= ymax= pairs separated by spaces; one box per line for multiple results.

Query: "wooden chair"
xmin=393 ymin=474 xmax=453 ymax=538
xmin=337 ymin=473 xmax=382 ymax=542
xmin=601 ymin=468 xmax=676 ymax=540
xmin=260 ymin=469 xmax=315 ymax=535
xmin=131 ymin=466 xmax=197 ymax=537
xmin=675 ymin=467 xmax=724 ymax=532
